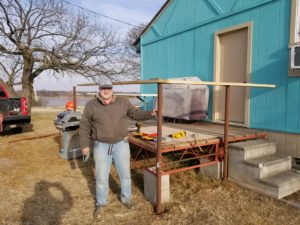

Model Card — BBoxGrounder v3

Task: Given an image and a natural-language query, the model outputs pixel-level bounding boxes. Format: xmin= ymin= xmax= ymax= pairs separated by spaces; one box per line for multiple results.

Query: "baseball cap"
xmin=99 ymin=80 xmax=113 ymax=89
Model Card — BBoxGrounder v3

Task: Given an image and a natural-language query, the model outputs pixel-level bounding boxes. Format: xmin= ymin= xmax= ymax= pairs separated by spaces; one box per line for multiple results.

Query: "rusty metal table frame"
xmin=76 ymin=79 xmax=275 ymax=214
xmin=129 ymin=133 xmax=221 ymax=176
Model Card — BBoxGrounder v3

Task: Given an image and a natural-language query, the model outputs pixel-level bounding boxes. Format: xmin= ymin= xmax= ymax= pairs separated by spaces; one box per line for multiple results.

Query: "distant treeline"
xmin=16 ymin=90 xmax=91 ymax=97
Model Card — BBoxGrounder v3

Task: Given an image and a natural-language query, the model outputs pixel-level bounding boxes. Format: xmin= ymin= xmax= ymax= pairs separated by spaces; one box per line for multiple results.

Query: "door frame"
xmin=212 ymin=22 xmax=253 ymax=127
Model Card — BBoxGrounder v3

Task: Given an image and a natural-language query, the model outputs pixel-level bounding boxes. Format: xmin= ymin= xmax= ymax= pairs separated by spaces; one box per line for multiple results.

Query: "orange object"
xmin=65 ymin=101 xmax=74 ymax=111
xmin=132 ymin=132 xmax=157 ymax=141
xmin=142 ymin=136 xmax=154 ymax=141
xmin=133 ymin=132 xmax=142 ymax=137
xmin=142 ymin=132 xmax=157 ymax=138
xmin=141 ymin=133 xmax=157 ymax=141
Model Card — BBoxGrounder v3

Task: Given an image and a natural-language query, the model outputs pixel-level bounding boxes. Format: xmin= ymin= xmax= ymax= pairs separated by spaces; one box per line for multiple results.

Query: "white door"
xmin=213 ymin=23 xmax=252 ymax=126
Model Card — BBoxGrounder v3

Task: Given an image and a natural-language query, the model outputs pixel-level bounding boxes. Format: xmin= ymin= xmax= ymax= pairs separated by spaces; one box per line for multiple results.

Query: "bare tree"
xmin=0 ymin=0 xmax=129 ymax=110
xmin=122 ymin=23 xmax=146 ymax=78
xmin=0 ymin=54 xmax=23 ymax=95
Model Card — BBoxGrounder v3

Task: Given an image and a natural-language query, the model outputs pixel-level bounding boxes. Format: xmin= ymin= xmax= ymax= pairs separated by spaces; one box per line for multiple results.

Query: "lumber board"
xmin=78 ymin=79 xmax=276 ymax=88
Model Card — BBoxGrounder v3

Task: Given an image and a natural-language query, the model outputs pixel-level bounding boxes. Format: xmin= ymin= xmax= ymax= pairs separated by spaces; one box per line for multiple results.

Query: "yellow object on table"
xmin=170 ymin=131 xmax=186 ymax=139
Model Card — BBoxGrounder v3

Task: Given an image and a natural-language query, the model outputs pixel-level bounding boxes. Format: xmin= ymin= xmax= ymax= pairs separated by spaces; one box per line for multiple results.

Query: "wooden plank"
xmin=139 ymin=125 xmax=218 ymax=141
xmin=130 ymin=120 xmax=266 ymax=151
xmin=129 ymin=134 xmax=219 ymax=153
xmin=128 ymin=125 xmax=220 ymax=153
xmin=159 ymin=122 xmax=266 ymax=146
xmin=163 ymin=123 xmax=226 ymax=138
xmin=78 ymin=79 xmax=276 ymax=88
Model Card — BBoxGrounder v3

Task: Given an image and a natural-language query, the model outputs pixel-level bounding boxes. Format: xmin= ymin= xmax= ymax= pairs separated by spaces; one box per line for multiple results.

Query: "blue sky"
xmin=34 ymin=0 xmax=166 ymax=92
xmin=71 ymin=0 xmax=164 ymax=26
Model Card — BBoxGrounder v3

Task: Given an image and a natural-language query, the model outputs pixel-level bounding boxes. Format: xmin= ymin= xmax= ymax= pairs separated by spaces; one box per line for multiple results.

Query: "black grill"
xmin=54 ymin=111 xmax=81 ymax=131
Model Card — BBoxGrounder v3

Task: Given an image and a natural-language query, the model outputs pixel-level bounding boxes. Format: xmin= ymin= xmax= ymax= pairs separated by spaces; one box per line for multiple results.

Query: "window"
xmin=0 ymin=86 xmax=7 ymax=97
xmin=295 ymin=0 xmax=300 ymax=42
xmin=290 ymin=0 xmax=300 ymax=44
xmin=289 ymin=0 xmax=300 ymax=76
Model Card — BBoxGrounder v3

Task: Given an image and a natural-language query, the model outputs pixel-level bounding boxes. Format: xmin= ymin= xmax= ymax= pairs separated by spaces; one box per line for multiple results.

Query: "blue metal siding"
xmin=141 ymin=0 xmax=300 ymax=134
xmin=250 ymin=0 xmax=290 ymax=131
xmin=287 ymin=79 xmax=300 ymax=130
xmin=142 ymin=30 xmax=196 ymax=96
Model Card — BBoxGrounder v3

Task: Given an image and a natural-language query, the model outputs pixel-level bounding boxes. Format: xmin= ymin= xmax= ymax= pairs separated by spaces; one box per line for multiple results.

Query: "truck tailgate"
xmin=0 ymin=98 xmax=23 ymax=113
xmin=2 ymin=114 xmax=31 ymax=124
xmin=0 ymin=98 xmax=31 ymax=131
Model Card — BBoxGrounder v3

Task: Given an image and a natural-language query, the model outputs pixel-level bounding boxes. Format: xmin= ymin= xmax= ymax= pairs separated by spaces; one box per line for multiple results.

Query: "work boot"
xmin=93 ymin=206 xmax=103 ymax=218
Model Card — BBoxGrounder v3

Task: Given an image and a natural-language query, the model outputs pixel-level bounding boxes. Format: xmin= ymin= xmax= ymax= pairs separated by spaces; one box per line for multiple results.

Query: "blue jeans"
xmin=93 ymin=139 xmax=131 ymax=206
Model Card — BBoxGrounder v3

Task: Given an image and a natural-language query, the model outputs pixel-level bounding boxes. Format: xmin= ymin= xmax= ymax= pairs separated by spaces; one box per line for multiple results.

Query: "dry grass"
xmin=0 ymin=112 xmax=300 ymax=225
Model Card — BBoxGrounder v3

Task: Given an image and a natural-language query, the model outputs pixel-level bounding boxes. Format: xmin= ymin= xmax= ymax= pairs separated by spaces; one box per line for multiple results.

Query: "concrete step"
xmin=229 ymin=139 xmax=276 ymax=160
xmin=228 ymin=139 xmax=300 ymax=199
xmin=244 ymin=155 xmax=291 ymax=179
xmin=229 ymin=170 xmax=300 ymax=199
xmin=261 ymin=170 xmax=300 ymax=199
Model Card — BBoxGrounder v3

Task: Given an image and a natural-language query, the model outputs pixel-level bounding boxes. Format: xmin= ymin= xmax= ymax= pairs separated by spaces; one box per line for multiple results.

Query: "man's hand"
xmin=82 ymin=147 xmax=90 ymax=156
xmin=82 ymin=147 xmax=90 ymax=163
xmin=151 ymin=109 xmax=158 ymax=116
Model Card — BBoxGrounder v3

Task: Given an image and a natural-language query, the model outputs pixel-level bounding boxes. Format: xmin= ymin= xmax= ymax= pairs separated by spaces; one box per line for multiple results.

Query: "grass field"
xmin=0 ymin=112 xmax=300 ymax=225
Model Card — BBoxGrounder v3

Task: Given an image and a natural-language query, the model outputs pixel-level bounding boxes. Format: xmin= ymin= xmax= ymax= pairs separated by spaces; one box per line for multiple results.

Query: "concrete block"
xmin=199 ymin=159 xmax=221 ymax=179
xmin=144 ymin=167 xmax=170 ymax=205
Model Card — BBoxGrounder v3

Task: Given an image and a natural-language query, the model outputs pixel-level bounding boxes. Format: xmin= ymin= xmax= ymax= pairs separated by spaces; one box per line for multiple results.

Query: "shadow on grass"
xmin=21 ymin=180 xmax=73 ymax=225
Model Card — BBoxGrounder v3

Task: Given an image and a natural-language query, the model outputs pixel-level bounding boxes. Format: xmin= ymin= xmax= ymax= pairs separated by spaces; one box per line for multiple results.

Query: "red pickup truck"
xmin=0 ymin=83 xmax=31 ymax=133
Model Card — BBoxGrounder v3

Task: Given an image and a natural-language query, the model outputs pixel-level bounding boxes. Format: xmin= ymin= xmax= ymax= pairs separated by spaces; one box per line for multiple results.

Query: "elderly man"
xmin=79 ymin=80 xmax=156 ymax=218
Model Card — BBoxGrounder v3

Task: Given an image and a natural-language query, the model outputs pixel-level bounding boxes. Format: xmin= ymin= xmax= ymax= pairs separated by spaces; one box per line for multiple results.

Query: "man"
xmin=79 ymin=80 xmax=156 ymax=218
